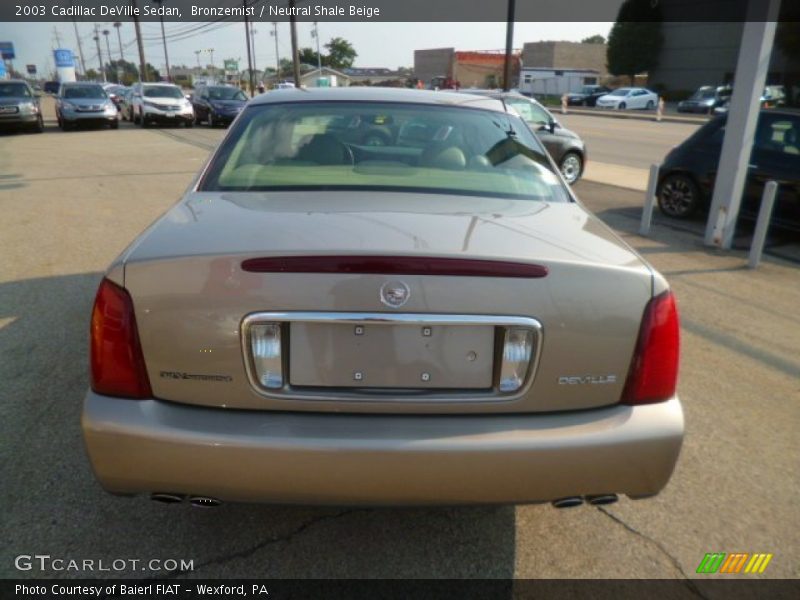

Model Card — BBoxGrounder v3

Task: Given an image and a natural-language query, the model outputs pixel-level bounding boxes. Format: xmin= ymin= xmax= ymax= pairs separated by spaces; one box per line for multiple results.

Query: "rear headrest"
xmin=297 ymin=134 xmax=352 ymax=165
xmin=421 ymin=144 xmax=466 ymax=170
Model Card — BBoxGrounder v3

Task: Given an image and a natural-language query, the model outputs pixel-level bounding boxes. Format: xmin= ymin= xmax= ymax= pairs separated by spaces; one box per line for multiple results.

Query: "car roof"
xmin=248 ymin=87 xmax=507 ymax=112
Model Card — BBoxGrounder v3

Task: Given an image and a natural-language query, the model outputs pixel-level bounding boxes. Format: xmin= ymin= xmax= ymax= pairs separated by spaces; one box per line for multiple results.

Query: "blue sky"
xmin=0 ymin=21 xmax=612 ymax=76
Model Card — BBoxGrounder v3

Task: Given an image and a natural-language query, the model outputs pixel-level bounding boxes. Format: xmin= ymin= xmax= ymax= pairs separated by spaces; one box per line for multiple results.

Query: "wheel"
xmin=184 ymin=119 xmax=193 ymax=128
xmin=559 ymin=152 xmax=583 ymax=185
xmin=110 ymin=119 xmax=119 ymax=130
xmin=618 ymin=102 xmax=626 ymax=110
xmin=646 ymin=100 xmax=655 ymax=110
xmin=657 ymin=173 xmax=701 ymax=219
xmin=194 ymin=112 xmax=201 ymax=126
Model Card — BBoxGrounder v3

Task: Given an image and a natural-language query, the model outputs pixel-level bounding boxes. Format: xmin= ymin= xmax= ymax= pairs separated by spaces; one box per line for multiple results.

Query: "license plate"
xmin=165 ymin=112 xmax=175 ymax=117
xmin=289 ymin=322 xmax=494 ymax=389
xmin=0 ymin=106 xmax=18 ymax=114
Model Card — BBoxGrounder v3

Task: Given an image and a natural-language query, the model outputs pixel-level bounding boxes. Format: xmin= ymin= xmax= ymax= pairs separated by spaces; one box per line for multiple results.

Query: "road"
xmin=1 ymin=109 xmax=798 ymax=582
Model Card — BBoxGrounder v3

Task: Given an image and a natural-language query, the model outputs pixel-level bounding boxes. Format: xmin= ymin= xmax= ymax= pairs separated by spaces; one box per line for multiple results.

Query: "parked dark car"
xmin=43 ymin=81 xmax=60 ymax=95
xmin=566 ymin=85 xmax=612 ymax=107
xmin=657 ymin=109 xmax=800 ymax=231
xmin=0 ymin=79 xmax=44 ymax=133
xmin=462 ymin=90 xmax=587 ymax=184
xmin=677 ymin=86 xmax=732 ymax=114
xmin=191 ymin=85 xmax=248 ymax=127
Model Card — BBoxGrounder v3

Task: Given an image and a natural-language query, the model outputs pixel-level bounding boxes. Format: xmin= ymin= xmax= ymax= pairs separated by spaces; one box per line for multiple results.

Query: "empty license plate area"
xmin=289 ymin=321 xmax=495 ymax=390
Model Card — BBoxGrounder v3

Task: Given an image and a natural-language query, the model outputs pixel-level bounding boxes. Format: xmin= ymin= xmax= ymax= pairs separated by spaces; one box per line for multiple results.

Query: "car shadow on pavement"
xmin=0 ymin=272 xmax=517 ymax=580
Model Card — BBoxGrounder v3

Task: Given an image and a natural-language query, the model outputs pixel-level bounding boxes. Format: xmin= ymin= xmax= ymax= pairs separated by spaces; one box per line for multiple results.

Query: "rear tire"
xmin=184 ymin=119 xmax=193 ymax=128
xmin=618 ymin=102 xmax=626 ymax=110
xmin=646 ymin=100 xmax=655 ymax=110
xmin=657 ymin=173 xmax=701 ymax=219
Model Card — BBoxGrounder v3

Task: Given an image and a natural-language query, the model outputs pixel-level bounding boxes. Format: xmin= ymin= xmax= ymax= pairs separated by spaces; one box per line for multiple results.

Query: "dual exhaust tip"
xmin=552 ymin=494 xmax=619 ymax=509
xmin=150 ymin=493 xmax=221 ymax=508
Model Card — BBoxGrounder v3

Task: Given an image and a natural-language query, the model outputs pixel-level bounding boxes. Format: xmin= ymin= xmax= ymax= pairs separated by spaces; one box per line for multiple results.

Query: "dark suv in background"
xmin=567 ymin=85 xmax=612 ymax=107
xmin=657 ymin=109 xmax=800 ymax=231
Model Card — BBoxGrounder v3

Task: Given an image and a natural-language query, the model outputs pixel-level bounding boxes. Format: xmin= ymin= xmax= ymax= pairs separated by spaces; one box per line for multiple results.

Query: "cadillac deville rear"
xmin=82 ymin=88 xmax=683 ymax=506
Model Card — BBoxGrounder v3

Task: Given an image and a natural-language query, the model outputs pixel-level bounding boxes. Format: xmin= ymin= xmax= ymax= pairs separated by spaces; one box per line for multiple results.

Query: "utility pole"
xmin=53 ymin=26 xmax=63 ymax=47
xmin=271 ymin=22 xmax=279 ymax=80
xmin=72 ymin=20 xmax=87 ymax=78
xmin=113 ymin=22 xmax=125 ymax=61
xmin=502 ymin=0 xmax=515 ymax=91
xmin=152 ymin=0 xmax=171 ymax=81
xmin=102 ymin=29 xmax=114 ymax=82
xmin=194 ymin=49 xmax=201 ymax=69
xmin=130 ymin=0 xmax=147 ymax=82
xmin=289 ymin=0 xmax=300 ymax=86
xmin=243 ymin=0 xmax=254 ymax=95
xmin=93 ymin=25 xmax=106 ymax=82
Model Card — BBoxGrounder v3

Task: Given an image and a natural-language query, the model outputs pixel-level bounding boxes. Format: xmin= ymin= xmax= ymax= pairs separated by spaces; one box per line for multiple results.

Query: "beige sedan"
xmin=82 ymin=88 xmax=683 ymax=508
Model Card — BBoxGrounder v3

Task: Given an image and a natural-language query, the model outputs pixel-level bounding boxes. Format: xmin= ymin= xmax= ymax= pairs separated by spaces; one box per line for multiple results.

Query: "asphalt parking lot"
xmin=1 ymin=99 xmax=798 ymax=583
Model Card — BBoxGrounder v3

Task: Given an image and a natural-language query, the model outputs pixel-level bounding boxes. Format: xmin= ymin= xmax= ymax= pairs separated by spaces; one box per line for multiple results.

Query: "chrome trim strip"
xmin=241 ymin=312 xmax=543 ymax=403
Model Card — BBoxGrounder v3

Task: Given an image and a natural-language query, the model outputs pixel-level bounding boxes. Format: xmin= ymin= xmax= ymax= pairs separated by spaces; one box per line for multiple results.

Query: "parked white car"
xmin=130 ymin=82 xmax=194 ymax=127
xmin=596 ymin=88 xmax=659 ymax=110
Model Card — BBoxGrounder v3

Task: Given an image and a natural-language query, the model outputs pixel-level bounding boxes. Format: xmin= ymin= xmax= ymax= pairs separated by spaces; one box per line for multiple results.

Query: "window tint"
xmin=143 ymin=86 xmax=184 ymax=99
xmin=63 ymin=85 xmax=106 ymax=99
xmin=201 ymin=101 xmax=569 ymax=202
xmin=0 ymin=83 xmax=31 ymax=98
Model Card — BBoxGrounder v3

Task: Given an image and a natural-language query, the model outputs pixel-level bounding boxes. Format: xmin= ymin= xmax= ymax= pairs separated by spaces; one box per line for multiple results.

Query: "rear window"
xmin=207 ymin=87 xmax=247 ymax=101
xmin=143 ymin=86 xmax=183 ymax=99
xmin=200 ymin=101 xmax=569 ymax=202
xmin=63 ymin=85 xmax=106 ymax=99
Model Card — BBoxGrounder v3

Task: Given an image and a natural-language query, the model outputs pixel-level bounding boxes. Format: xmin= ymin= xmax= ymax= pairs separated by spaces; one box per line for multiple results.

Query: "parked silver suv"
xmin=0 ymin=79 xmax=44 ymax=133
xmin=130 ymin=82 xmax=194 ymax=127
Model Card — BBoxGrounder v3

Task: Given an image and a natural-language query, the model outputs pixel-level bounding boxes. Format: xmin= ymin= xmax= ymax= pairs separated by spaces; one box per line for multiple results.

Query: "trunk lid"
xmin=123 ymin=191 xmax=653 ymax=414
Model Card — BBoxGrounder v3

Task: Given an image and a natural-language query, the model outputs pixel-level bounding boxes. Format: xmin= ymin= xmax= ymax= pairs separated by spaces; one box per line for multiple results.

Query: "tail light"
xmin=90 ymin=278 xmax=152 ymax=398
xmin=621 ymin=290 xmax=680 ymax=405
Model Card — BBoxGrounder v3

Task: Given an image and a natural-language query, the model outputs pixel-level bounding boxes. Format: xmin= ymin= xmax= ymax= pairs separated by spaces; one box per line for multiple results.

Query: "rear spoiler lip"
xmin=241 ymin=256 xmax=548 ymax=278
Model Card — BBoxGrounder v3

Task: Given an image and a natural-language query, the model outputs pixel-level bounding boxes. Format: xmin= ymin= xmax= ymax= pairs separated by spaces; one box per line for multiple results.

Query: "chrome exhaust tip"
xmin=552 ymin=496 xmax=584 ymax=509
xmin=150 ymin=493 xmax=185 ymax=504
xmin=188 ymin=496 xmax=221 ymax=508
xmin=586 ymin=493 xmax=619 ymax=506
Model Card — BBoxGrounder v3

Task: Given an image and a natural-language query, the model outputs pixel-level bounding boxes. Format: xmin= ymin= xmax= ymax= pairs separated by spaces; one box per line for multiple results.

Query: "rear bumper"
xmin=82 ymin=392 xmax=684 ymax=506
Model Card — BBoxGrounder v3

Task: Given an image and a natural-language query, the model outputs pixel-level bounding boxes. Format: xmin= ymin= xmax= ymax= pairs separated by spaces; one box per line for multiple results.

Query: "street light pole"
xmin=72 ymin=20 xmax=87 ymax=78
xmin=312 ymin=22 xmax=322 ymax=81
xmin=271 ymin=22 xmax=280 ymax=80
xmin=152 ymin=0 xmax=171 ymax=81
xmin=93 ymin=25 xmax=106 ymax=82
xmin=102 ymin=29 xmax=114 ymax=82
xmin=243 ymin=0 xmax=254 ymax=95
xmin=207 ymin=48 xmax=215 ymax=82
xmin=113 ymin=22 xmax=125 ymax=62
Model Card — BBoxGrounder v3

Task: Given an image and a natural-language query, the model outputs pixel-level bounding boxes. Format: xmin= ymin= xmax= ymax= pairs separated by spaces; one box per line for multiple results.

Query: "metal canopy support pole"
xmin=502 ymin=0 xmax=515 ymax=92
xmin=703 ymin=0 xmax=781 ymax=248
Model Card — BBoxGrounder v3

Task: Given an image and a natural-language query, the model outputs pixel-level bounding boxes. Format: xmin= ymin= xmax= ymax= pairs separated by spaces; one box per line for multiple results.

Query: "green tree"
xmin=581 ymin=34 xmax=606 ymax=44
xmin=144 ymin=63 xmax=161 ymax=82
xmin=299 ymin=47 xmax=321 ymax=67
xmin=606 ymin=0 xmax=663 ymax=85
xmin=104 ymin=59 xmax=139 ymax=85
xmin=324 ymin=37 xmax=357 ymax=69
xmin=776 ymin=22 xmax=800 ymax=58
xmin=84 ymin=68 xmax=98 ymax=81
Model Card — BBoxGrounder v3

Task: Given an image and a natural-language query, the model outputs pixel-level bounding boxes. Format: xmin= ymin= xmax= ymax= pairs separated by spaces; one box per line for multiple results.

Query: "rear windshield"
xmin=609 ymin=88 xmax=630 ymax=96
xmin=143 ymin=86 xmax=183 ymax=99
xmin=0 ymin=83 xmax=31 ymax=98
xmin=63 ymin=85 xmax=106 ymax=99
xmin=691 ymin=88 xmax=716 ymax=99
xmin=201 ymin=101 xmax=569 ymax=202
xmin=207 ymin=87 xmax=247 ymax=101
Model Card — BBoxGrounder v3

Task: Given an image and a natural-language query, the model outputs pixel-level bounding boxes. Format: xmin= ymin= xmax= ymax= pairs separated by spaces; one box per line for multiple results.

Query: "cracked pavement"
xmin=1 ymin=102 xmax=798 ymax=580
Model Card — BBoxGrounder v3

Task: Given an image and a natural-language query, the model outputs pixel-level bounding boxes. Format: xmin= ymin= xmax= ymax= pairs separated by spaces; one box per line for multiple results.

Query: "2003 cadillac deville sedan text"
xmin=82 ymin=88 xmax=683 ymax=507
